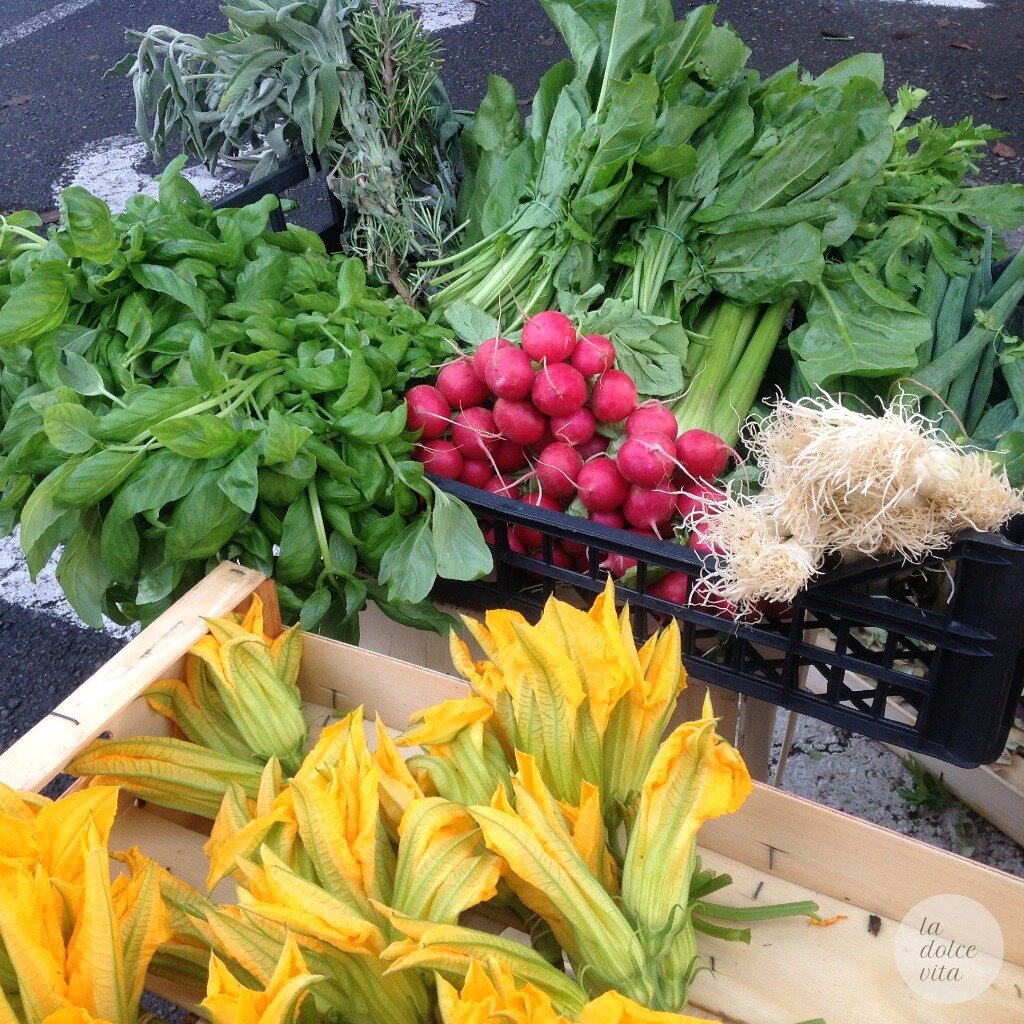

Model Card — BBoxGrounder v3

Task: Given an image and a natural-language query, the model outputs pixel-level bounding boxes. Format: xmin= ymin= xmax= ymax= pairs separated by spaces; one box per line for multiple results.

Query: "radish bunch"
xmin=405 ymin=310 xmax=735 ymax=592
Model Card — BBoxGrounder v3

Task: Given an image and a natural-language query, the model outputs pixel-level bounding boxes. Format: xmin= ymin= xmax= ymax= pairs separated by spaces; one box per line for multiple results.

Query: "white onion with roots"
xmin=699 ymin=394 xmax=1024 ymax=616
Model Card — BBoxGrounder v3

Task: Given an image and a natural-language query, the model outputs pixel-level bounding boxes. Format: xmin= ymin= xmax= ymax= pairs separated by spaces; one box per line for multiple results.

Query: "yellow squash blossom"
xmin=390 ymin=798 xmax=500 ymax=924
xmin=372 ymin=716 xmax=425 ymax=831
xmin=202 ymin=935 xmax=320 ymax=1024
xmin=470 ymin=754 xmax=649 ymax=1002
xmin=382 ymin=920 xmax=587 ymax=1018
xmin=621 ymin=694 xmax=751 ymax=1010
xmin=577 ymin=991 xmax=714 ymax=1024
xmin=436 ymin=958 xmax=573 ymax=1024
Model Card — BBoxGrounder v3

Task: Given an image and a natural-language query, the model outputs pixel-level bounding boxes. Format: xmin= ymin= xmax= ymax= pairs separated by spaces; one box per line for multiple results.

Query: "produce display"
xmin=45 ymin=583 xmax=823 ymax=1024
xmin=0 ymin=166 xmax=490 ymax=637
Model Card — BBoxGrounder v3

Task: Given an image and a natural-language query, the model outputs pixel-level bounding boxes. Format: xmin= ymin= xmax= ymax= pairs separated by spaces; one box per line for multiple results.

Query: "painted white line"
xmin=406 ymin=0 xmax=476 ymax=32
xmin=882 ymin=0 xmax=986 ymax=6
xmin=53 ymin=135 xmax=237 ymax=213
xmin=0 ymin=0 xmax=103 ymax=50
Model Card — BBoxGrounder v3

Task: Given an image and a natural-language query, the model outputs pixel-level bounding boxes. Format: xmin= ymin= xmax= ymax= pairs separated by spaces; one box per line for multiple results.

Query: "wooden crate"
xmin=1 ymin=563 xmax=1022 ymax=1024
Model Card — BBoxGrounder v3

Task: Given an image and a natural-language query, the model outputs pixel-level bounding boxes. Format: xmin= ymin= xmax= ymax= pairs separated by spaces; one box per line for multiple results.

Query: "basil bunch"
xmin=0 ymin=161 xmax=490 ymax=638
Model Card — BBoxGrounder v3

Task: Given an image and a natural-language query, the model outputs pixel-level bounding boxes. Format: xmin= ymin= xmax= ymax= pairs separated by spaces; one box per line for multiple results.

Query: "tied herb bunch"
xmin=114 ymin=0 xmax=460 ymax=301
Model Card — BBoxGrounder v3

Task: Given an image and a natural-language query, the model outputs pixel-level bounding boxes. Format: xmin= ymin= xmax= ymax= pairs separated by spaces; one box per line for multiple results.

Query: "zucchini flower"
xmin=372 ymin=715 xmax=426 ymax=832
xmin=621 ymin=694 xmax=751 ymax=1010
xmin=190 ymin=600 xmax=308 ymax=773
xmin=381 ymin=919 xmax=587 ymax=1018
xmin=202 ymin=935 xmax=321 ymax=1024
xmin=398 ymin=698 xmax=511 ymax=807
xmin=391 ymin=798 xmax=501 ymax=924
xmin=470 ymin=754 xmax=650 ymax=1003
xmin=0 ymin=803 xmax=170 ymax=1024
xmin=436 ymin=957 xmax=573 ymax=1024
xmin=448 ymin=578 xmax=686 ymax=812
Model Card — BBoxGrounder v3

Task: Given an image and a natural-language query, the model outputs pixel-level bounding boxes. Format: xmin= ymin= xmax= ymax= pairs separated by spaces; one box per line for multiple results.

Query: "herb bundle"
xmin=114 ymin=0 xmax=459 ymax=301
xmin=0 ymin=164 xmax=491 ymax=637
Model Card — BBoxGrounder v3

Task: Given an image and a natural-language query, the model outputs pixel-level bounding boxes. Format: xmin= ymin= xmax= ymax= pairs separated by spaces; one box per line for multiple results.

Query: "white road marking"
xmin=406 ymin=0 xmax=476 ymax=32
xmin=0 ymin=0 xmax=103 ymax=50
xmin=881 ymin=0 xmax=986 ymax=6
xmin=53 ymin=135 xmax=237 ymax=213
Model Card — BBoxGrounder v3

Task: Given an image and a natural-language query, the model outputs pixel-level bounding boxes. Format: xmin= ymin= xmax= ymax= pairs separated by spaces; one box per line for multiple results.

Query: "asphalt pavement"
xmin=0 ymin=0 xmax=1022 ymax=867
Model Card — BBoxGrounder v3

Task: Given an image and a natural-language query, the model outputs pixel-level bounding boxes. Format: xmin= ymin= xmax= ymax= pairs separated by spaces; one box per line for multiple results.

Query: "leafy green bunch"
xmin=0 ymin=162 xmax=490 ymax=637
xmin=439 ymin=0 xmax=1023 ymax=404
xmin=114 ymin=0 xmax=460 ymax=301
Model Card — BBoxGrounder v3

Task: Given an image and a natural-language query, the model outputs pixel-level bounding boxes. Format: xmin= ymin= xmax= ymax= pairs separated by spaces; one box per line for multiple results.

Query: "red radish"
xmin=531 ymin=363 xmax=587 ymax=417
xmin=600 ymin=551 xmax=636 ymax=577
xmin=472 ymin=337 xmax=513 ymax=381
xmin=688 ymin=519 xmax=724 ymax=557
xmin=571 ymin=334 xmax=615 ymax=378
xmin=521 ymin=310 xmax=576 ymax=363
xmin=648 ymin=571 xmax=690 ymax=605
xmin=531 ymin=423 xmax=556 ymax=454
xmin=550 ymin=407 xmax=596 ymax=447
xmin=415 ymin=440 xmax=463 ymax=479
xmin=577 ymin=457 xmax=629 ymax=513
xmin=492 ymin=440 xmax=528 ymax=472
xmin=577 ymin=434 xmax=611 ymax=460
xmin=404 ymin=384 xmax=449 ymax=439
xmin=484 ymin=527 xmax=528 ymax=555
xmin=561 ymin=536 xmax=587 ymax=558
xmin=535 ymin=442 xmax=584 ymax=500
xmin=615 ymin=434 xmax=676 ymax=488
xmin=525 ymin=544 xmax=573 ymax=569
xmin=436 ymin=357 xmax=489 ymax=408
xmin=626 ymin=401 xmax=678 ymax=439
xmin=451 ymin=407 xmax=498 ymax=461
xmin=589 ymin=508 xmax=625 ymax=530
xmin=691 ymin=580 xmax=737 ymax=621
xmin=484 ymin=475 xmax=519 ymax=497
xmin=493 ymin=398 xmax=546 ymax=446
xmin=458 ymin=459 xmax=494 ymax=489
xmin=623 ymin=486 xmax=676 ymax=532
xmin=513 ymin=492 xmax=563 ymax=548
xmin=483 ymin=345 xmax=534 ymax=400
xmin=676 ymin=482 xmax=726 ymax=522
xmin=551 ymin=545 xmax=573 ymax=569
xmin=676 ymin=429 xmax=730 ymax=481
xmin=590 ymin=370 xmax=638 ymax=423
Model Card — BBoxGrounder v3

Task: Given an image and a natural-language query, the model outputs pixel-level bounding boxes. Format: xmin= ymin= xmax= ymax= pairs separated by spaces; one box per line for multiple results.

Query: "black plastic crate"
xmin=214 ymin=157 xmax=1024 ymax=768
xmin=431 ymin=478 xmax=1024 ymax=769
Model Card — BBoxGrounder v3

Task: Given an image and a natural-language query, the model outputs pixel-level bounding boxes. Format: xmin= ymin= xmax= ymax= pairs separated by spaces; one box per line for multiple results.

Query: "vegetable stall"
xmin=1 ymin=0 xmax=1024 ymax=1021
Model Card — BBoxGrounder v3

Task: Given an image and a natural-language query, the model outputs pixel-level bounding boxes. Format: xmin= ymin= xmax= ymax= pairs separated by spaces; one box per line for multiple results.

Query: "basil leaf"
xmin=277 ymin=494 xmax=319 ymax=585
xmin=56 ymin=350 xmax=108 ymax=397
xmin=430 ymin=491 xmax=492 ymax=582
xmin=219 ymin=446 xmax=259 ymax=513
xmin=56 ymin=449 xmax=145 ymax=509
xmin=59 ymin=186 xmax=119 ymax=264
xmin=151 ymin=414 xmax=238 ymax=458
xmin=42 ymin=403 xmax=99 ymax=455
xmin=130 ymin=264 xmax=211 ymax=325
xmin=379 ymin=519 xmax=436 ymax=604
xmin=55 ymin=510 xmax=111 ymax=628
xmin=164 ymin=473 xmax=244 ymax=562
xmin=0 ymin=264 xmax=70 ymax=347
xmin=263 ymin=408 xmax=312 ymax=465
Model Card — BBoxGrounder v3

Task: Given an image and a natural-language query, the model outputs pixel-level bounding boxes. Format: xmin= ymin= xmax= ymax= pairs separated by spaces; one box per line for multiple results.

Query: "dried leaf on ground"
xmin=950 ymin=41 xmax=974 ymax=51
xmin=983 ymin=92 xmax=1008 ymax=101
xmin=991 ymin=141 xmax=1017 ymax=159
xmin=0 ymin=95 xmax=31 ymax=110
